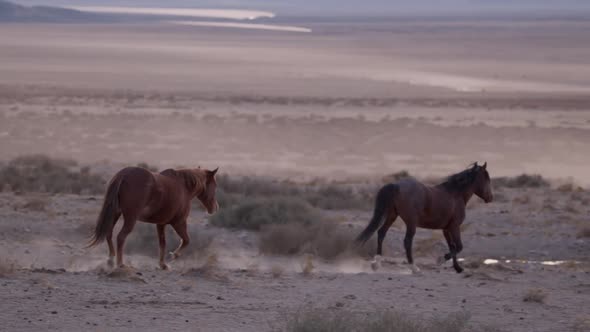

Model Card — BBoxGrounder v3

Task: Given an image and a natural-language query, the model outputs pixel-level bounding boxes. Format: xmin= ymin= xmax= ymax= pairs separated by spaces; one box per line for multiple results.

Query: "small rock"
xmin=51 ymin=311 xmax=57 ymax=314
xmin=344 ymin=294 xmax=357 ymax=300
xmin=216 ymin=296 xmax=224 ymax=300
xmin=335 ymin=302 xmax=345 ymax=308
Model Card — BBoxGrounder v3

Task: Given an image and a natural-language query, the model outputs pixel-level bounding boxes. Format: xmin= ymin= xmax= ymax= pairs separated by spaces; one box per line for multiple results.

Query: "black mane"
xmin=440 ymin=164 xmax=479 ymax=192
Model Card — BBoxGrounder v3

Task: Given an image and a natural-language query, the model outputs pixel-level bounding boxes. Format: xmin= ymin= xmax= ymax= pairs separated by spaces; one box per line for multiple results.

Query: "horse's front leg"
xmin=449 ymin=226 xmax=464 ymax=273
xmin=440 ymin=229 xmax=454 ymax=263
xmin=170 ymin=220 xmax=190 ymax=260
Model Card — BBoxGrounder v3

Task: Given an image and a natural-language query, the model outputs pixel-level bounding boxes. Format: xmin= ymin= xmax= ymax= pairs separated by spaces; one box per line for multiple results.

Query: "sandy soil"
xmin=1 ymin=17 xmax=590 ymax=332
xmin=0 ymin=185 xmax=588 ymax=332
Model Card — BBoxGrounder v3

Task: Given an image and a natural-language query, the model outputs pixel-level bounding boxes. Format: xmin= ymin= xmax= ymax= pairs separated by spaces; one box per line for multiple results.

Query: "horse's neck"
xmin=459 ymin=187 xmax=475 ymax=204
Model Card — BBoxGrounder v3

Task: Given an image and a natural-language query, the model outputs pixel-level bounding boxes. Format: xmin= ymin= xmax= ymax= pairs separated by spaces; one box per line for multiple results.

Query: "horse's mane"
xmin=160 ymin=168 xmax=203 ymax=192
xmin=439 ymin=164 xmax=478 ymax=192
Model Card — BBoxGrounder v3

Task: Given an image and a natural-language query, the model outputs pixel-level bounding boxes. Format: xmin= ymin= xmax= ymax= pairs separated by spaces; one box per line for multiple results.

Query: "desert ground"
xmin=0 ymin=17 xmax=589 ymax=332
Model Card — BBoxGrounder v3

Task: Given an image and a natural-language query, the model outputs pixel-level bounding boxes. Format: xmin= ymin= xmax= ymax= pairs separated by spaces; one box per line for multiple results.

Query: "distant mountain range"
xmin=9 ymin=0 xmax=590 ymax=17
xmin=0 ymin=0 xmax=101 ymax=22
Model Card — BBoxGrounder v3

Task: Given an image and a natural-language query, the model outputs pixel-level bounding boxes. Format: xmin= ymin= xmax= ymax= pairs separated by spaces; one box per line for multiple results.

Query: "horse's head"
xmin=196 ymin=167 xmax=219 ymax=214
xmin=473 ymin=162 xmax=493 ymax=203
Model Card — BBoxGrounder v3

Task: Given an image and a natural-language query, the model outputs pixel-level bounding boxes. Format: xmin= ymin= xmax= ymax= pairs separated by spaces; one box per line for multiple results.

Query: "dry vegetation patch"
xmin=210 ymin=196 xmax=321 ymax=231
xmin=214 ymin=174 xmax=373 ymax=212
xmin=0 ymin=258 xmax=17 ymax=277
xmin=283 ymin=308 xmax=475 ymax=332
xmin=522 ymin=288 xmax=547 ymax=303
xmin=259 ymin=221 xmax=358 ymax=260
xmin=0 ymin=155 xmax=105 ymax=194
xmin=577 ymin=227 xmax=590 ymax=238
xmin=493 ymin=174 xmax=549 ymax=188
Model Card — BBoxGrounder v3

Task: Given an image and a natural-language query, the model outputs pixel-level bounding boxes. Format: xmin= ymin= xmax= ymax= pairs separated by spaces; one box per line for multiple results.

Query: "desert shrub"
xmin=284 ymin=308 xmax=472 ymax=332
xmin=21 ymin=197 xmax=50 ymax=211
xmin=523 ymin=288 xmax=547 ymax=303
xmin=215 ymin=174 xmax=372 ymax=211
xmin=493 ymin=174 xmax=549 ymax=188
xmin=0 ymin=155 xmax=105 ymax=194
xmin=304 ymin=184 xmax=372 ymax=210
xmin=259 ymin=221 xmax=357 ymax=260
xmin=0 ymin=258 xmax=17 ymax=277
xmin=210 ymin=196 xmax=321 ymax=230
xmin=577 ymin=227 xmax=590 ymax=238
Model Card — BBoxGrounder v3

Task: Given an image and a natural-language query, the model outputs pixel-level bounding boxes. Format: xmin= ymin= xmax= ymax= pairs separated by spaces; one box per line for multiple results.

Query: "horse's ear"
xmin=482 ymin=162 xmax=487 ymax=170
xmin=207 ymin=167 xmax=219 ymax=177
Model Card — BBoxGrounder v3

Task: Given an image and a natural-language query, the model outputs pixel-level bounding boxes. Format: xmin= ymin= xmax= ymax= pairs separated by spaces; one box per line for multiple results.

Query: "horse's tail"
xmin=86 ymin=174 xmax=123 ymax=248
xmin=355 ymin=183 xmax=397 ymax=244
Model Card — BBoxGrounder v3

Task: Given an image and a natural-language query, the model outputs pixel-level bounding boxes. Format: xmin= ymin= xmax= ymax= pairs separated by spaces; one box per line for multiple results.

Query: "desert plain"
xmin=0 ymin=15 xmax=589 ymax=332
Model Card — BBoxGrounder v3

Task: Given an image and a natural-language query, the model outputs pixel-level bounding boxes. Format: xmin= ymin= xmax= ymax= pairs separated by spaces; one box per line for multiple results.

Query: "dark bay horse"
xmin=88 ymin=166 xmax=219 ymax=269
xmin=356 ymin=162 xmax=493 ymax=273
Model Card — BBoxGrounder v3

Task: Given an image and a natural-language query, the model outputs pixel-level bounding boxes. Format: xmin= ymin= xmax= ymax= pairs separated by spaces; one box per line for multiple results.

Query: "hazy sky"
xmin=11 ymin=0 xmax=590 ymax=16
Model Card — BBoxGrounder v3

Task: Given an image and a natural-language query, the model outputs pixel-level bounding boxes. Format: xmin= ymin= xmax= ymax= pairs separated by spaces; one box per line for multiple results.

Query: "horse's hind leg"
xmin=116 ymin=213 xmax=137 ymax=268
xmin=377 ymin=212 xmax=397 ymax=256
xmin=170 ymin=220 xmax=190 ymax=259
xmin=106 ymin=213 xmax=121 ymax=268
xmin=403 ymin=221 xmax=418 ymax=272
xmin=156 ymin=224 xmax=168 ymax=270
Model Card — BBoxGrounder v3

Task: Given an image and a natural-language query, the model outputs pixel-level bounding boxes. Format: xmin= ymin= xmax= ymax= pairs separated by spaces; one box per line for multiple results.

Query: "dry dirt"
xmin=1 ymin=17 xmax=590 ymax=332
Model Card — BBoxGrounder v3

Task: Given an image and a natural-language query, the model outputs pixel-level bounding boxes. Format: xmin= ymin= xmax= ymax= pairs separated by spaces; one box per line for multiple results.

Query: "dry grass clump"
xmin=21 ymin=196 xmax=50 ymax=211
xmin=0 ymin=258 xmax=17 ymax=277
xmin=572 ymin=316 xmax=590 ymax=332
xmin=284 ymin=308 xmax=472 ymax=332
xmin=522 ymin=288 xmax=547 ymax=303
xmin=259 ymin=221 xmax=359 ymax=260
xmin=577 ymin=227 xmax=590 ymax=238
xmin=0 ymin=155 xmax=105 ymax=194
xmin=214 ymin=174 xmax=372 ymax=211
xmin=271 ymin=265 xmax=284 ymax=278
xmin=210 ymin=196 xmax=321 ymax=231
xmin=493 ymin=174 xmax=549 ymax=188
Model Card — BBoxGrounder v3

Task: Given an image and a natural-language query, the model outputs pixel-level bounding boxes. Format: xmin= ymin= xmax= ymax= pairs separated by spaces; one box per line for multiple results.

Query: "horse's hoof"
xmin=454 ymin=266 xmax=464 ymax=273
xmin=160 ymin=263 xmax=169 ymax=270
xmin=168 ymin=252 xmax=179 ymax=260
xmin=107 ymin=257 xmax=115 ymax=268
xmin=410 ymin=264 xmax=421 ymax=274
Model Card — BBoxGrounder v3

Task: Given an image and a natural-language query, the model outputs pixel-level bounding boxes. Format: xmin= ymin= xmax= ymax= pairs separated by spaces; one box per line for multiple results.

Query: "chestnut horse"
xmin=87 ymin=166 xmax=219 ymax=269
xmin=356 ymin=162 xmax=493 ymax=273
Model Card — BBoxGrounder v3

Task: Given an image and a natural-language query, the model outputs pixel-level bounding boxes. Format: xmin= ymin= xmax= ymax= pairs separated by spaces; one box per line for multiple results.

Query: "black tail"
xmin=86 ymin=175 xmax=123 ymax=248
xmin=356 ymin=183 xmax=397 ymax=244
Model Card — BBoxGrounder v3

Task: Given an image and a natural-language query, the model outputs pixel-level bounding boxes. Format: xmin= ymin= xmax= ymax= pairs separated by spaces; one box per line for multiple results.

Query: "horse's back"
xmin=392 ymin=177 xmax=455 ymax=228
xmin=115 ymin=167 xmax=159 ymax=210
